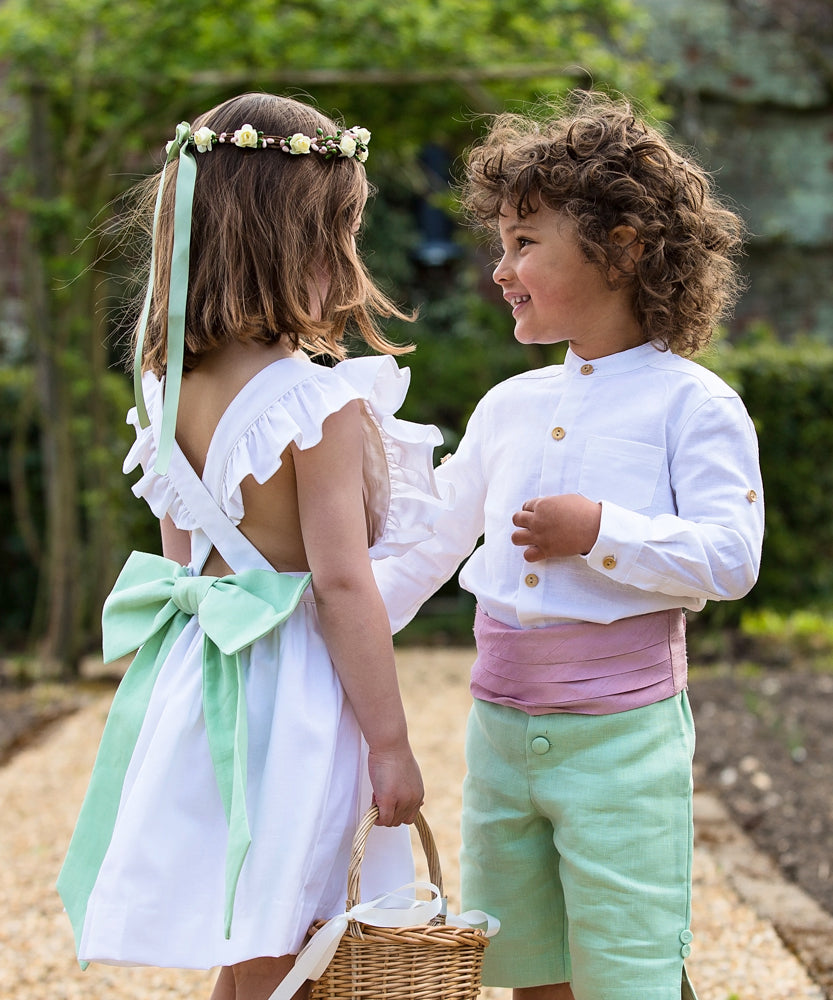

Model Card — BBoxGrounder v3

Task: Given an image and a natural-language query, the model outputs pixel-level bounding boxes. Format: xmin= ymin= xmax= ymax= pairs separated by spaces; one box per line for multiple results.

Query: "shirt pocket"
xmin=578 ymin=436 xmax=665 ymax=510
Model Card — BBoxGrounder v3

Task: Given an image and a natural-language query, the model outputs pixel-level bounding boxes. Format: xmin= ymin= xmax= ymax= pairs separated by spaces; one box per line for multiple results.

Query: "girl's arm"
xmin=292 ymin=400 xmax=423 ymax=827
xmin=160 ymin=514 xmax=191 ymax=566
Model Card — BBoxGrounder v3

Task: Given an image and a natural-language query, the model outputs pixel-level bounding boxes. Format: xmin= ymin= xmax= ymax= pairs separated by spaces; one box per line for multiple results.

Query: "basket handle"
xmin=345 ymin=805 xmax=444 ymax=913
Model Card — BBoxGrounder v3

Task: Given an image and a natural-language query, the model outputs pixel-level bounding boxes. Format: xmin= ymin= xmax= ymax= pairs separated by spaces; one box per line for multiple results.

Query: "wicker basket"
xmin=308 ymin=805 xmax=490 ymax=1000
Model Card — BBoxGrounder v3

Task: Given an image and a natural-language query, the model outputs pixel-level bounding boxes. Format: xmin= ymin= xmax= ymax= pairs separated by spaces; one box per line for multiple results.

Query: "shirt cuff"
xmin=585 ymin=501 xmax=649 ymax=582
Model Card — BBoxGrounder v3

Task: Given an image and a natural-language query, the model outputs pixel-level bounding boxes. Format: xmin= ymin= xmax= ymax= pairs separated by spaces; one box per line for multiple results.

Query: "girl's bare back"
xmin=175 ymin=339 xmax=309 ymax=576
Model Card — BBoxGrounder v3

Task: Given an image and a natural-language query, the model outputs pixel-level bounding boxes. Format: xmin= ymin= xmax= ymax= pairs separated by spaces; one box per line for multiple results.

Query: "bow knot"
xmin=101 ymin=551 xmax=311 ymax=663
xmin=165 ymin=120 xmax=192 ymax=163
xmin=171 ymin=574 xmax=213 ymax=616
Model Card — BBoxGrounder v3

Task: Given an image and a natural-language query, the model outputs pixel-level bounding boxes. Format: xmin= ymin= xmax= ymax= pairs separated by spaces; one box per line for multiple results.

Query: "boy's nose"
xmin=493 ymin=254 xmax=511 ymax=284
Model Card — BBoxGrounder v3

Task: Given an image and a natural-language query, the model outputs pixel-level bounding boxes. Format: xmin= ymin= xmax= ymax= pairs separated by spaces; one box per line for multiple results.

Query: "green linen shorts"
xmin=461 ymin=693 xmax=697 ymax=999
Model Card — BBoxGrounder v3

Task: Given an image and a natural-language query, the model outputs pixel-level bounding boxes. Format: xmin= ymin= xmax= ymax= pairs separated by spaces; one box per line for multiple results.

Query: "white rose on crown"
xmin=338 ymin=133 xmax=358 ymax=158
xmin=288 ymin=133 xmax=312 ymax=154
xmin=233 ymin=124 xmax=260 ymax=148
xmin=192 ymin=127 xmax=216 ymax=153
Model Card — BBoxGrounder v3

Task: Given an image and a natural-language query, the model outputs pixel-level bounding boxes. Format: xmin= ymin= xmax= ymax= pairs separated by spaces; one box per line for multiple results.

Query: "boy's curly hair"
xmin=461 ymin=91 xmax=746 ymax=355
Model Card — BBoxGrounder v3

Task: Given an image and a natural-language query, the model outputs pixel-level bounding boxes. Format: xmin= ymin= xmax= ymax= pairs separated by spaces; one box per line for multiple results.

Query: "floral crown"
xmin=134 ymin=116 xmax=372 ymax=476
xmin=168 ymin=122 xmax=371 ymax=162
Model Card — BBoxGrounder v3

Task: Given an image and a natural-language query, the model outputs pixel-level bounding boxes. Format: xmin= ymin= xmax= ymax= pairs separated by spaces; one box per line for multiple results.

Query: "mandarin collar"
xmin=564 ymin=341 xmax=665 ymax=377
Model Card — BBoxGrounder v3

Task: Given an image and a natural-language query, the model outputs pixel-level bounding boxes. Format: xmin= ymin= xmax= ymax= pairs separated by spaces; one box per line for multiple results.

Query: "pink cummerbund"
xmin=471 ymin=606 xmax=688 ymax=716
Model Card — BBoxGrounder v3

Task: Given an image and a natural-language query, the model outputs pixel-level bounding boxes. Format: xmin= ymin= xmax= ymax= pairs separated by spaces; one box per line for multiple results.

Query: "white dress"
xmin=57 ymin=353 xmax=445 ymax=970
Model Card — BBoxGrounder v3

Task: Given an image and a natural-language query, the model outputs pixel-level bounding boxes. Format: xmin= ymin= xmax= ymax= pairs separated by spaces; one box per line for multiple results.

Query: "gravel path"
xmin=0 ymin=647 xmax=827 ymax=1000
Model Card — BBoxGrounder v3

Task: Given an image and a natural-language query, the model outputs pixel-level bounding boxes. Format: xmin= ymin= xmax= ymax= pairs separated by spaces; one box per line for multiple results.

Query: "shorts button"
xmin=531 ymin=736 xmax=550 ymax=755
xmin=679 ymin=929 xmax=693 ymax=944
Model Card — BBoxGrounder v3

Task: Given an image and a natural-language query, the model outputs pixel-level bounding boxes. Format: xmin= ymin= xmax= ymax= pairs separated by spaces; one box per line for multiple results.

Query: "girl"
xmin=58 ymin=92 xmax=444 ymax=1000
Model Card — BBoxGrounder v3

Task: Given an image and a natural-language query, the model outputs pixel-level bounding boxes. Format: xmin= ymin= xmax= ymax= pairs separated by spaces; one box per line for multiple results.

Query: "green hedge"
xmin=704 ymin=332 xmax=833 ymax=617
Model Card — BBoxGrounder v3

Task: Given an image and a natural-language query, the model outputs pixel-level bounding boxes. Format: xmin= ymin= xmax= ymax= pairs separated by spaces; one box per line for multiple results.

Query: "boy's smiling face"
xmin=493 ymin=201 xmax=646 ymax=360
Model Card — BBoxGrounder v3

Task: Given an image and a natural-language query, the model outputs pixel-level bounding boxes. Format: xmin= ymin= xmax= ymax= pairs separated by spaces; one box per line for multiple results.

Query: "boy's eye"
xmin=517 ymin=236 xmax=533 ymax=248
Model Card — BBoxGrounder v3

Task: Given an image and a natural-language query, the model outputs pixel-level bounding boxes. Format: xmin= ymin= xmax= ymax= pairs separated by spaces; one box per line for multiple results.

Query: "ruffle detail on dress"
xmin=122 ymin=357 xmax=451 ymax=554
xmin=123 ymin=374 xmax=201 ymax=531
xmin=219 ymin=355 xmax=450 ymax=556
xmin=365 ymin=379 xmax=453 ymax=558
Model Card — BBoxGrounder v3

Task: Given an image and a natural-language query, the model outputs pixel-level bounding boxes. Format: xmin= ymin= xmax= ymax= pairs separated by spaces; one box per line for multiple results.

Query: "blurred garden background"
xmin=1 ymin=0 xmax=832 ymax=677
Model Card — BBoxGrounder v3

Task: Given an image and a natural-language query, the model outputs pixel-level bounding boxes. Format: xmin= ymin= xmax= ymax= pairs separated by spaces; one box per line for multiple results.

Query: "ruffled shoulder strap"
xmin=200 ymin=357 xmax=369 ymax=515
xmin=124 ymin=373 xmax=273 ymax=573
xmin=123 ymin=359 xmax=313 ymax=531
xmin=124 ymin=374 xmax=193 ymax=527
xmin=207 ymin=354 xmax=448 ymax=556
xmin=201 ymin=355 xmax=333 ymax=514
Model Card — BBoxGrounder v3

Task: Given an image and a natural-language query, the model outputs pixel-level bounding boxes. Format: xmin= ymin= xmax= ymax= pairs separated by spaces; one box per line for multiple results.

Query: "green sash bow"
xmin=57 ymin=551 xmax=311 ymax=956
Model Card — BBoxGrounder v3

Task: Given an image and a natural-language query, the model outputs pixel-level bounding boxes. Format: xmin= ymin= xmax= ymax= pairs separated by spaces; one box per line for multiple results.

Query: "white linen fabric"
xmin=75 ymin=353 xmax=445 ymax=970
xmin=374 ymin=341 xmax=765 ymax=632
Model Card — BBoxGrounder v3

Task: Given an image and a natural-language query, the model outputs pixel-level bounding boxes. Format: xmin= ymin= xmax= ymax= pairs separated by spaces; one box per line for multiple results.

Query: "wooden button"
xmin=551 ymin=427 xmax=566 ymax=441
xmin=602 ymin=556 xmax=617 ymax=570
xmin=746 ymin=489 xmax=758 ymax=503
xmin=525 ymin=573 xmax=539 ymax=587
xmin=580 ymin=363 xmax=594 ymax=375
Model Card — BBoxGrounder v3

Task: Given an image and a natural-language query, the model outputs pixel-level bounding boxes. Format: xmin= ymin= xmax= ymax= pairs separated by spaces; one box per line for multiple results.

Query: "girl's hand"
xmin=368 ymin=744 xmax=425 ymax=827
xmin=511 ymin=494 xmax=602 ymax=562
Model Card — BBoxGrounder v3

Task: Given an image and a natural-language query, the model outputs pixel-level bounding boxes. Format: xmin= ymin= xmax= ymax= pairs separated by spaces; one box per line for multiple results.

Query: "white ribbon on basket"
xmin=267 ymin=880 xmax=500 ymax=1000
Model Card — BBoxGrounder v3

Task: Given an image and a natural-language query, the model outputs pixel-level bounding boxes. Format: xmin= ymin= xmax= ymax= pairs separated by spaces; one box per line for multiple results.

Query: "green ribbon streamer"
xmin=132 ymin=122 xmax=197 ymax=475
xmin=57 ymin=551 xmax=311 ymax=955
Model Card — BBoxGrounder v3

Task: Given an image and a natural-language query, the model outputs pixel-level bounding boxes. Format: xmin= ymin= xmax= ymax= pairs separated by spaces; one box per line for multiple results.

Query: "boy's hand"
xmin=511 ymin=494 xmax=602 ymax=562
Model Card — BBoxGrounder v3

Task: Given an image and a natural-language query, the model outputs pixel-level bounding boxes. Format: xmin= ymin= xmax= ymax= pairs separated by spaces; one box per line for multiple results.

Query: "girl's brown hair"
xmin=461 ymin=91 xmax=746 ymax=355
xmin=134 ymin=92 xmax=410 ymax=375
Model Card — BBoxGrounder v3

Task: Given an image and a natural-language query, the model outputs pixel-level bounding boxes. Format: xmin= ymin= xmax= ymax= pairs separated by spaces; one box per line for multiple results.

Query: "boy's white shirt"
xmin=373 ymin=341 xmax=765 ymax=632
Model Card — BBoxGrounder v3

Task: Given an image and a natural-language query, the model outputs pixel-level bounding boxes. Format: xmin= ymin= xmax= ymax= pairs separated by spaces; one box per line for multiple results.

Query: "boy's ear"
xmin=608 ymin=225 xmax=644 ymax=271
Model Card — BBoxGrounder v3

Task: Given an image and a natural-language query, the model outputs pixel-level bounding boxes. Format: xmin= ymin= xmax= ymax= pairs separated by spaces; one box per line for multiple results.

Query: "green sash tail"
xmin=57 ymin=551 xmax=311 ymax=959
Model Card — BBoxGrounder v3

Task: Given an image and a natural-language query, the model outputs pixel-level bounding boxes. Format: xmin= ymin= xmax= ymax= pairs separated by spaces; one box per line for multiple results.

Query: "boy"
xmin=376 ymin=92 xmax=764 ymax=1000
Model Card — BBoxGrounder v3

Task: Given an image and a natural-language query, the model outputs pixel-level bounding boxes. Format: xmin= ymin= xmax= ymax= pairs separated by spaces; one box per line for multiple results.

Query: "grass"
xmin=738 ymin=608 xmax=833 ymax=671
